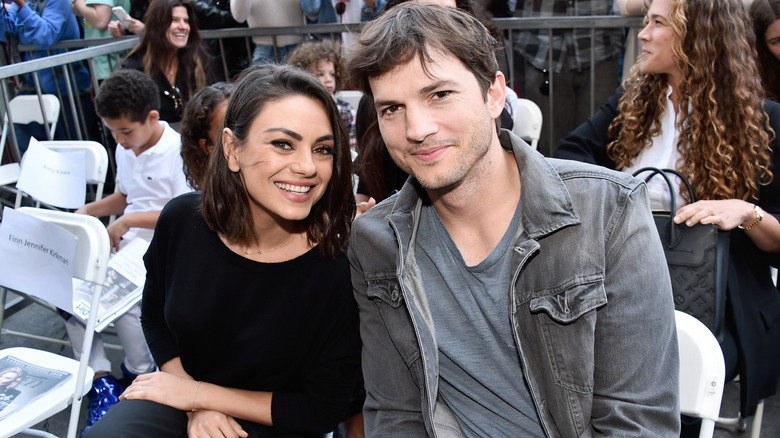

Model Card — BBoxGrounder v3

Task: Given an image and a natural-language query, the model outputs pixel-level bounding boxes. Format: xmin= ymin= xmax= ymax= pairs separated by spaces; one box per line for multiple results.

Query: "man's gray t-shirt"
xmin=416 ymin=198 xmax=545 ymax=437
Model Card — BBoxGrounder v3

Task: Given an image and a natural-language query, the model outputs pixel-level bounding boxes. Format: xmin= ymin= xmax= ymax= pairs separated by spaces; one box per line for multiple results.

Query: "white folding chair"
xmin=512 ymin=98 xmax=543 ymax=150
xmin=0 ymin=95 xmax=61 ymax=208
xmin=676 ymin=310 xmax=726 ymax=438
xmin=12 ymin=140 xmax=108 ymax=210
xmin=0 ymin=208 xmax=110 ymax=438
xmin=0 ymin=94 xmax=61 ymax=158
xmin=38 ymin=140 xmax=110 ymax=203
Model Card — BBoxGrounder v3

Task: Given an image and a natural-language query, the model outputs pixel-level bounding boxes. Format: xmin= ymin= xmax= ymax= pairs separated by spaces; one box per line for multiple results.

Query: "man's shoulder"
xmin=547 ymin=157 xmax=642 ymax=191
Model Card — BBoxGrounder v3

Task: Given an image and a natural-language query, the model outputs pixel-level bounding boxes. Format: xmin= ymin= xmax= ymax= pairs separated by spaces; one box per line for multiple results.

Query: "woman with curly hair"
xmin=180 ymin=82 xmax=232 ymax=190
xmin=556 ymin=0 xmax=780 ymax=423
xmin=122 ymin=0 xmax=214 ymax=125
xmin=750 ymin=0 xmax=780 ymax=100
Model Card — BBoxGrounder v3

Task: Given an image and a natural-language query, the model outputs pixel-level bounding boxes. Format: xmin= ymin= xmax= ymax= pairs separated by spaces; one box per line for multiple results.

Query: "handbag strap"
xmin=632 ymin=167 xmax=697 ymax=247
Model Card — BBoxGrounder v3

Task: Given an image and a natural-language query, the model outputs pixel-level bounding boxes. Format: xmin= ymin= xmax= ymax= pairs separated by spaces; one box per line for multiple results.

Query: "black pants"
xmin=84 ymin=399 xmax=320 ymax=438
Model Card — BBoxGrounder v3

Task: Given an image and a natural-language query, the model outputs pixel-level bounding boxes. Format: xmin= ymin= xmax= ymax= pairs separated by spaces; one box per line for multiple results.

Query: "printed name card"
xmin=16 ymin=137 xmax=87 ymax=209
xmin=0 ymin=207 xmax=76 ymax=312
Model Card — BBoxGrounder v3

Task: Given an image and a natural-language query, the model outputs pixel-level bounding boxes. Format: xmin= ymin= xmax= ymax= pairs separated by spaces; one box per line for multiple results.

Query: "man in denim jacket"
xmin=346 ymin=4 xmax=680 ymax=436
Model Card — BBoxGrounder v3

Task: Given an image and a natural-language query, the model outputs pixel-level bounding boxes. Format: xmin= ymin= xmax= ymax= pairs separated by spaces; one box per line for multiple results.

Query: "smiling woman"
xmin=121 ymin=0 xmax=214 ymax=125
xmin=83 ymin=65 xmax=360 ymax=438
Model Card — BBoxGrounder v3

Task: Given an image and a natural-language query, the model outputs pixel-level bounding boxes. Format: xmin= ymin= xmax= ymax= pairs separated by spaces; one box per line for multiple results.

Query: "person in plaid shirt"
xmin=513 ymin=0 xmax=624 ymax=154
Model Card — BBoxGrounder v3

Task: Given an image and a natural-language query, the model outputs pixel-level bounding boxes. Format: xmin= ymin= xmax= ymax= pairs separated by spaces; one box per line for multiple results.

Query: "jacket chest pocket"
xmin=366 ymin=277 xmax=423 ymax=370
xmin=528 ymin=277 xmax=607 ymax=394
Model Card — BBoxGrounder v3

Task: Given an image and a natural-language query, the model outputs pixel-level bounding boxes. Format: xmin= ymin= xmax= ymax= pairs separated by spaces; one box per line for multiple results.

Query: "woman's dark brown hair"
xmin=201 ymin=65 xmax=355 ymax=257
xmin=750 ymin=0 xmax=780 ymax=100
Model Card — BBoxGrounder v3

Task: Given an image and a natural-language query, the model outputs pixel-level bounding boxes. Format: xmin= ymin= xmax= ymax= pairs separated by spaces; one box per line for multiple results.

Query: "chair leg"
xmin=716 ymin=413 xmax=748 ymax=432
xmin=750 ymin=400 xmax=764 ymax=438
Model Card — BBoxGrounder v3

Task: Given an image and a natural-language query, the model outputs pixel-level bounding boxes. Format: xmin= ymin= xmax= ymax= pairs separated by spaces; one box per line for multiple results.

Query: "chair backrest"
xmin=676 ymin=310 xmax=726 ymax=438
xmin=17 ymin=207 xmax=110 ymax=284
xmin=39 ymin=140 xmax=109 ymax=201
xmin=512 ymin=98 xmax=543 ymax=149
xmin=0 ymin=95 xmax=61 ymax=160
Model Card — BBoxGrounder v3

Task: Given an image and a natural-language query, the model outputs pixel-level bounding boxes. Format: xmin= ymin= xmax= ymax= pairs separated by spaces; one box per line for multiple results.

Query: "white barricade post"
xmin=0 ymin=206 xmax=77 ymax=311
xmin=16 ymin=138 xmax=87 ymax=209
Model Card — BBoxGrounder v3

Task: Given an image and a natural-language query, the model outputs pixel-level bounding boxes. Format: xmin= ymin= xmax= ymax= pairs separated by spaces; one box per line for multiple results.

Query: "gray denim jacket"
xmin=349 ymin=130 xmax=680 ymax=437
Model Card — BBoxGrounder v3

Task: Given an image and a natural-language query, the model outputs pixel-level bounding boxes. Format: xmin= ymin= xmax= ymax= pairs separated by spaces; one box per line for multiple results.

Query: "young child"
xmin=69 ymin=69 xmax=191 ymax=430
xmin=288 ymin=39 xmax=357 ymax=151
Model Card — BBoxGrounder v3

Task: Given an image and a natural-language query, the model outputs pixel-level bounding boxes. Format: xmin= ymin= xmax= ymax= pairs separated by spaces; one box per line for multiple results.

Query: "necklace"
xmin=242 ymin=234 xmax=297 ymax=256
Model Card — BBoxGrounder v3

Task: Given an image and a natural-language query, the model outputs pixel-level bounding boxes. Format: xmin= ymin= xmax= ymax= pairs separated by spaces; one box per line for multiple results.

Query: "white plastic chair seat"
xmin=512 ymin=98 xmax=543 ymax=150
xmin=0 ymin=347 xmax=94 ymax=437
xmin=0 ymin=163 xmax=20 ymax=186
xmin=676 ymin=310 xmax=726 ymax=438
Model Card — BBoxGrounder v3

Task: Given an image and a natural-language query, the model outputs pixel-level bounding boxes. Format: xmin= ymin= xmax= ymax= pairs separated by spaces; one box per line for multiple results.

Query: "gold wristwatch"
xmin=738 ymin=204 xmax=764 ymax=231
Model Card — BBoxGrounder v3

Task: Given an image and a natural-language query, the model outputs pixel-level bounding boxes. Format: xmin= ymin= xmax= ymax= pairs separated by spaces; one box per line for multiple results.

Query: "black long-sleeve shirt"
xmin=141 ymin=192 xmax=361 ymax=436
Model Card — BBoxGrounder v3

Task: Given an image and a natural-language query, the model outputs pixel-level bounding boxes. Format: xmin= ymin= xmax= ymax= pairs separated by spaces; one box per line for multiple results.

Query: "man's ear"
xmin=487 ymin=71 xmax=507 ymax=120
xmin=223 ymin=128 xmax=241 ymax=173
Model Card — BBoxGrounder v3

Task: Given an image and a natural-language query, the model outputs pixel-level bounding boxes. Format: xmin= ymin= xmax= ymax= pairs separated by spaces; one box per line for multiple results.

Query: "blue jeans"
xmin=252 ymin=44 xmax=299 ymax=65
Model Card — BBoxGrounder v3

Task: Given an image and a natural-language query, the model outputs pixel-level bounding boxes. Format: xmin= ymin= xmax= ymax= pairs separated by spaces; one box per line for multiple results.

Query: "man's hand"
xmin=187 ymin=410 xmax=249 ymax=438
xmin=106 ymin=216 xmax=130 ymax=252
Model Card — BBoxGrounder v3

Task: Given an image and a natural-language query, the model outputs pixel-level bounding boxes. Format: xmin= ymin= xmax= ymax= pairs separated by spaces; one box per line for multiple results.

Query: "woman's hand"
xmin=187 ymin=410 xmax=248 ymax=438
xmin=120 ymin=371 xmax=200 ymax=411
xmin=123 ymin=16 xmax=144 ymax=35
xmin=673 ymin=199 xmax=755 ymax=231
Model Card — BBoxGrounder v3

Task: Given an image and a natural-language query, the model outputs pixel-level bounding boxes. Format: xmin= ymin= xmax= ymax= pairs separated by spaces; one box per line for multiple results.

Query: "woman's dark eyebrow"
xmin=264 ymin=127 xmax=302 ymax=140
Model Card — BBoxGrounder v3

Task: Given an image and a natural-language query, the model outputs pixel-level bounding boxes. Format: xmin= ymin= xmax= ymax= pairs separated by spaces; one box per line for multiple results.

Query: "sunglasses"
xmin=163 ymin=86 xmax=183 ymax=109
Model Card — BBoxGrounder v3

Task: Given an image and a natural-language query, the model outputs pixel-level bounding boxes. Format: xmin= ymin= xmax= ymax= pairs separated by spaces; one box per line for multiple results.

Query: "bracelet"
xmin=738 ymin=204 xmax=764 ymax=231
xmin=191 ymin=381 xmax=201 ymax=412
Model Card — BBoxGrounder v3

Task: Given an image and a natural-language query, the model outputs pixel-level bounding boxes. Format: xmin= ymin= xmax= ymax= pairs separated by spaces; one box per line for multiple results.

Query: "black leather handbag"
xmin=633 ymin=167 xmax=729 ymax=341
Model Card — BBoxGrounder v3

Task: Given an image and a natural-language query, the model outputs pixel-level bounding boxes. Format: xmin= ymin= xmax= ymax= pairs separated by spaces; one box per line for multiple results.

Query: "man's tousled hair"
xmin=347 ymin=3 xmax=500 ymax=98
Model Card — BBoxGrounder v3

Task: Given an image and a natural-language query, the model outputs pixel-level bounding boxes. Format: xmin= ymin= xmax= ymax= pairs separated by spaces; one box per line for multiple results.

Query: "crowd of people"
xmin=1 ymin=0 xmax=779 ymax=437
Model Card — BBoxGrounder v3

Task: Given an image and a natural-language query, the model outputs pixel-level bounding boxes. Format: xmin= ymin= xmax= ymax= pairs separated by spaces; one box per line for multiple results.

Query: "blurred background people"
xmin=122 ymin=0 xmax=215 ymax=126
xmin=180 ymin=82 xmax=232 ymax=190
xmin=513 ymin=0 xmax=624 ymax=155
xmin=750 ymin=0 xmax=780 ymax=100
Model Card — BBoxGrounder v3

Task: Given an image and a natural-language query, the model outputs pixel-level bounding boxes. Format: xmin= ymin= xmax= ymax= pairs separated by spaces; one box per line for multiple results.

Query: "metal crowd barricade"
xmin=0 ymin=17 xmax=642 ymax=161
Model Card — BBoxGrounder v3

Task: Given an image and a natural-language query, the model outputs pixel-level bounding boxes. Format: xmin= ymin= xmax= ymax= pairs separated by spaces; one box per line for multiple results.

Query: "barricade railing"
xmin=1 ymin=16 xmax=643 ymax=161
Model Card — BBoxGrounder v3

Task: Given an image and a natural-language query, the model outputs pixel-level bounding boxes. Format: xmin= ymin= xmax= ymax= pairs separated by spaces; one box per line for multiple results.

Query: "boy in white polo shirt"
xmin=70 ymin=69 xmax=191 ymax=431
